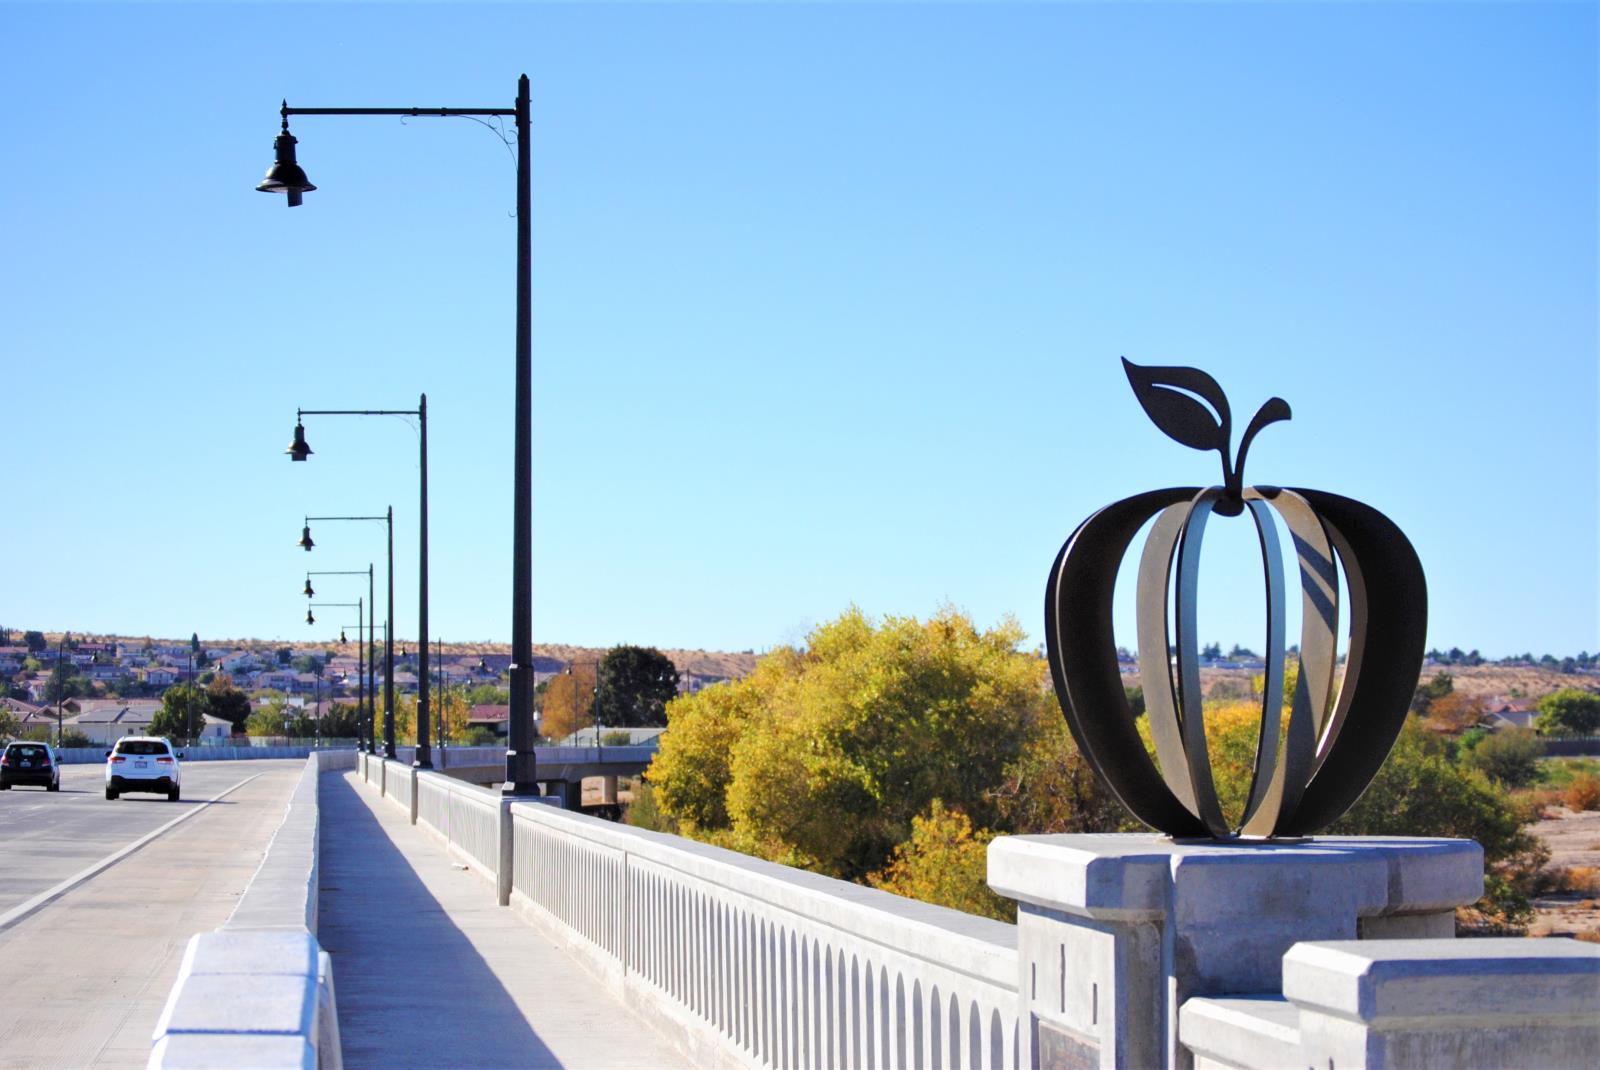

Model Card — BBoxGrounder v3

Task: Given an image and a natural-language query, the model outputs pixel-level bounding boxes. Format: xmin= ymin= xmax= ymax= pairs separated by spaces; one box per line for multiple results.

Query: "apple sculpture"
xmin=1044 ymin=359 xmax=1427 ymax=839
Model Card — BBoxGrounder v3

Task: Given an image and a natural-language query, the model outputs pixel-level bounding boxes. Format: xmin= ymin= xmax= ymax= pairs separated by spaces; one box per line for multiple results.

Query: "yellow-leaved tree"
xmin=649 ymin=607 xmax=1055 ymax=882
xmin=541 ymin=663 xmax=596 ymax=742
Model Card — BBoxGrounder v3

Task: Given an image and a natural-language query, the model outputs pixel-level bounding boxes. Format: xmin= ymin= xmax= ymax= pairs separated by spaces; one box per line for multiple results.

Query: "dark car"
xmin=1 ymin=742 xmax=62 ymax=792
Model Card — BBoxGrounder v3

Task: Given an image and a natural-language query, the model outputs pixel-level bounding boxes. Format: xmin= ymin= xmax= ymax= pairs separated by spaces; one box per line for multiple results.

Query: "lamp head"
xmin=287 ymin=421 xmax=312 ymax=461
xmin=306 ymin=609 xmax=315 ymax=626
xmin=257 ymin=110 xmax=316 ymax=207
xmin=299 ymin=525 xmax=314 ymax=551
xmin=303 ymin=578 xmax=314 ymax=598
xmin=340 ymin=629 xmax=347 ymax=644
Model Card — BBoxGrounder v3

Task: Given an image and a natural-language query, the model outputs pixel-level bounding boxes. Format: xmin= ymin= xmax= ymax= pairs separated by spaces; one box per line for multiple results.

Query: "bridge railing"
xmin=508 ymin=799 xmax=1019 ymax=1070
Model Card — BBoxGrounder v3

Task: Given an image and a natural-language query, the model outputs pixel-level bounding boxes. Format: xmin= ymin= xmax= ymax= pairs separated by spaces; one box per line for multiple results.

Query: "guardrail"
xmin=508 ymin=800 xmax=1019 ymax=1070
xmin=148 ymin=750 xmax=354 ymax=1069
xmin=55 ymin=743 xmax=362 ymax=765
xmin=344 ymin=752 xmax=1018 ymax=1070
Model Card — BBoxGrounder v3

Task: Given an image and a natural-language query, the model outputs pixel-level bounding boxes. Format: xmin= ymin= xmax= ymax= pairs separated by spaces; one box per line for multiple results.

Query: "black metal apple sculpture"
xmin=1044 ymin=360 xmax=1427 ymax=838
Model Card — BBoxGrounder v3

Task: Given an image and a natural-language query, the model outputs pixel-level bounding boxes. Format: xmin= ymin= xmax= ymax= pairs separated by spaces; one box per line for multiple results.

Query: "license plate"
xmin=136 ymin=761 xmax=149 ymax=769
xmin=20 ymin=760 xmax=32 ymax=768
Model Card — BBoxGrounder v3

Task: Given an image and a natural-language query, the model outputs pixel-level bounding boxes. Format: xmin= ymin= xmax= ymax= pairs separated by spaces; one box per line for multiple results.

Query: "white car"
xmin=105 ymin=737 xmax=182 ymax=801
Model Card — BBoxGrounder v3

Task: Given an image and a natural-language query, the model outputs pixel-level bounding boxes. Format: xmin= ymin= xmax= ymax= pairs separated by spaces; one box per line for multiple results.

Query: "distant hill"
xmin=30 ymin=632 xmax=760 ymax=683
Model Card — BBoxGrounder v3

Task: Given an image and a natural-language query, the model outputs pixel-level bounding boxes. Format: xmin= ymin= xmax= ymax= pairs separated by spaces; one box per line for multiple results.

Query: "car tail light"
xmin=0 ymin=756 xmax=8 ymax=767
xmin=112 ymin=755 xmax=126 ymax=763
xmin=157 ymin=756 xmax=173 ymax=764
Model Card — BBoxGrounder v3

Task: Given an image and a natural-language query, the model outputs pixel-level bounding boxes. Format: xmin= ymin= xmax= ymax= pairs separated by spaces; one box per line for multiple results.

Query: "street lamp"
xmin=302 ymin=512 xmax=396 ymax=758
xmin=288 ymin=398 xmax=432 ymax=768
xmin=257 ymin=77 xmax=537 ymax=795
xmin=312 ymin=599 xmax=363 ymax=749
xmin=309 ymin=569 xmax=376 ymax=751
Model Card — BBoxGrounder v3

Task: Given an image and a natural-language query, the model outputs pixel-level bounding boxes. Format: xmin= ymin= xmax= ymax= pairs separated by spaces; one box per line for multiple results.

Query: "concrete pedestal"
xmin=987 ymin=834 xmax=1482 ymax=1070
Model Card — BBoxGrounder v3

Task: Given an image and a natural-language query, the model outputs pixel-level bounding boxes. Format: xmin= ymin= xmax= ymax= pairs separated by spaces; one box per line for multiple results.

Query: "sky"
xmin=2 ymin=1 xmax=1595 ymax=660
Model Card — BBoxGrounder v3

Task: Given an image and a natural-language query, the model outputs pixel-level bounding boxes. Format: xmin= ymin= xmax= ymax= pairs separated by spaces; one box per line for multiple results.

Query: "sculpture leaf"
xmin=1121 ymin=358 xmax=1232 ymax=454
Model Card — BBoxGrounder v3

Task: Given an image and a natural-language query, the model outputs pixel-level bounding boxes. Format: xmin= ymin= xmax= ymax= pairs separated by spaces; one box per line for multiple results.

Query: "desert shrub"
xmin=1540 ymin=757 xmax=1600 ymax=789
xmin=1333 ymin=720 xmax=1547 ymax=929
xmin=1463 ymin=728 xmax=1542 ymax=788
xmin=1564 ymin=773 xmax=1600 ymax=812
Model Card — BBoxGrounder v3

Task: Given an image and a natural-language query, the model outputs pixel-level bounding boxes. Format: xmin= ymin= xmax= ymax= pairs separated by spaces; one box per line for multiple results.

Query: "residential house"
xmin=1486 ymin=703 xmax=1537 ymax=731
xmin=219 ymin=650 xmax=262 ymax=674
xmin=466 ymin=704 xmax=509 ymax=738
xmin=143 ymin=666 xmax=179 ymax=687
xmin=0 ymin=647 xmax=29 ymax=673
xmin=197 ymin=714 xmax=232 ymax=741
xmin=68 ymin=702 xmax=160 ymax=745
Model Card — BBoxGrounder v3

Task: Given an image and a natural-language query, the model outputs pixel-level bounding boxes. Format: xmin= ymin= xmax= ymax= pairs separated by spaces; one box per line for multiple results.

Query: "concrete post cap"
xmin=1284 ymin=938 xmax=1600 ymax=1022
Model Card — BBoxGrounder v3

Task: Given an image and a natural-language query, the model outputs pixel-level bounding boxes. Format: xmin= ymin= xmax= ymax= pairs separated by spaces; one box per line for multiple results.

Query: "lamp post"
xmin=288 ymin=398 xmax=431 ymax=768
xmin=435 ymin=637 xmax=452 ymax=767
xmin=303 ymin=512 xmax=395 ymax=758
xmin=309 ymin=600 xmax=360 ymax=748
xmin=309 ymin=569 xmax=373 ymax=750
xmin=258 ymin=76 xmax=538 ymax=794
xmin=55 ymin=636 xmax=65 ymax=747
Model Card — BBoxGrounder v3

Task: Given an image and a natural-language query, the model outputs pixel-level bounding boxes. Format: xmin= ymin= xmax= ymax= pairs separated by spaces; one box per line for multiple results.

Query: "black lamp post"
xmin=288 ymin=398 xmax=431 ymax=768
xmin=308 ymin=601 xmax=358 ymax=748
xmin=258 ymin=77 xmax=537 ymax=794
xmin=303 ymin=513 xmax=395 ymax=758
xmin=309 ymin=570 xmax=373 ymax=751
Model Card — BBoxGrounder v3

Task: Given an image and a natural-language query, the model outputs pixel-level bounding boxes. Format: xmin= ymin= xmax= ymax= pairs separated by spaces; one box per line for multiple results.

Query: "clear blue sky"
xmin=3 ymin=2 xmax=1595 ymax=659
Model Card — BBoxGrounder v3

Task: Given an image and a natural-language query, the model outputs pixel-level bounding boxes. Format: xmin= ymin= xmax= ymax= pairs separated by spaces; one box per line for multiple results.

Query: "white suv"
xmin=105 ymin=737 xmax=182 ymax=801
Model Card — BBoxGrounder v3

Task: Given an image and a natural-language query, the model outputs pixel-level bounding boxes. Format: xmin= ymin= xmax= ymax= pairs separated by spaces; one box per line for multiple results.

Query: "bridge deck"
xmin=319 ymin=770 xmax=690 ymax=1069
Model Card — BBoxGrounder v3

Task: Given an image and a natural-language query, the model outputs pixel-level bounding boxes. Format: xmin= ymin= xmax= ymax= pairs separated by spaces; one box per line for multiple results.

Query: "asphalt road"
xmin=0 ymin=759 xmax=303 ymax=1069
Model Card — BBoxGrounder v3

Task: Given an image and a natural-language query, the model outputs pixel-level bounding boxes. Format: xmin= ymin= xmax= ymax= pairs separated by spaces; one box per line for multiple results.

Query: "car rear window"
xmin=7 ymin=745 xmax=48 ymax=760
xmin=116 ymin=741 xmax=170 ymax=756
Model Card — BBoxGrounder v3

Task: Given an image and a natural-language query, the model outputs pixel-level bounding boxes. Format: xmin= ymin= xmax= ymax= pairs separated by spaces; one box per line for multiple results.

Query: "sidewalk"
xmin=318 ymin=771 xmax=690 ymax=1070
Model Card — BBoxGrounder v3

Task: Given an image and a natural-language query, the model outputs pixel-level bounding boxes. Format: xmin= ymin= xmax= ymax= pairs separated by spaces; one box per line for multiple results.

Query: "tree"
xmin=1200 ymin=642 xmax=1222 ymax=659
xmin=465 ymin=684 xmax=509 ymax=707
xmin=594 ymin=645 xmax=679 ymax=727
xmin=1411 ymin=672 xmax=1454 ymax=714
xmin=291 ymin=655 xmax=324 ymax=676
xmin=541 ymin=665 xmax=595 ymax=741
xmin=988 ymin=716 xmax=1130 ymax=836
xmin=155 ymin=683 xmax=207 ymax=741
xmin=43 ymin=661 xmax=84 ymax=704
xmin=1535 ymin=688 xmax=1600 ymax=736
xmin=1423 ymin=692 xmax=1487 ymax=735
xmin=22 ymin=630 xmax=46 ymax=653
xmin=190 ymin=632 xmax=200 ymax=655
xmin=651 ymin=607 xmax=1051 ymax=881
xmin=206 ymin=677 xmax=252 ymax=732
xmin=868 ymin=801 xmax=1012 ymax=921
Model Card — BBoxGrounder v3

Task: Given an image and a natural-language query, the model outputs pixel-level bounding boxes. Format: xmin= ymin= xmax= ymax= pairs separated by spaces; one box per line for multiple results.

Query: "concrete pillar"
xmin=598 ymin=775 xmax=619 ymax=806
xmin=1285 ymin=938 xmax=1600 ymax=1070
xmin=544 ymin=779 xmax=581 ymax=811
xmin=987 ymin=834 xmax=1482 ymax=1070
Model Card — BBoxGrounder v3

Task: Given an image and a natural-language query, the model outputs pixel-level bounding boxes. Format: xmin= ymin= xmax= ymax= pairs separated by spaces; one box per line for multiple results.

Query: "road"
xmin=0 ymin=759 xmax=303 ymax=1069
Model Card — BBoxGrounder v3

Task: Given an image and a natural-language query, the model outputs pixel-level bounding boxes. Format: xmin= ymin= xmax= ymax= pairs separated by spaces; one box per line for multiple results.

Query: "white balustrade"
xmin=509 ymin=801 xmax=1019 ymax=1070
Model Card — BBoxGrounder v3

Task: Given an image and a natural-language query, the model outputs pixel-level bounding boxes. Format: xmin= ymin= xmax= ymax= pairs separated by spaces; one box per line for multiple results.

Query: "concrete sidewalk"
xmin=318 ymin=771 xmax=691 ymax=1070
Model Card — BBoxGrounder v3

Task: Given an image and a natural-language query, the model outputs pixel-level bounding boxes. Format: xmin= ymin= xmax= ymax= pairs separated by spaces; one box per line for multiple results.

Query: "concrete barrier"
xmin=148 ymin=751 xmax=350 ymax=1070
xmin=57 ymin=744 xmax=363 ymax=765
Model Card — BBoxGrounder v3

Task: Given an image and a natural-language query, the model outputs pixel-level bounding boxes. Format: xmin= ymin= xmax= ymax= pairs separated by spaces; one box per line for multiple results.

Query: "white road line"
xmin=0 ymin=772 xmax=264 ymax=932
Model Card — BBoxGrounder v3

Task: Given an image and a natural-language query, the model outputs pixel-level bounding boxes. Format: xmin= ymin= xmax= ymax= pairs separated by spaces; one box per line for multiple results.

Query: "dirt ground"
xmin=1526 ymin=805 xmax=1600 ymax=937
